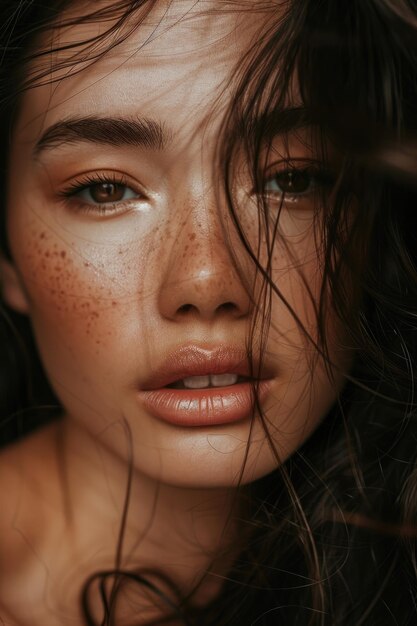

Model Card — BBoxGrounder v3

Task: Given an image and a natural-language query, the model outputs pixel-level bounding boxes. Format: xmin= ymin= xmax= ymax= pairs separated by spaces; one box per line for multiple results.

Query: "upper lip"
xmin=140 ymin=345 xmax=275 ymax=390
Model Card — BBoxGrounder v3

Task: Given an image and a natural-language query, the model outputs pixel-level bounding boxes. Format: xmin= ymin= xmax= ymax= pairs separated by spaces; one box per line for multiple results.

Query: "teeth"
xmin=210 ymin=373 xmax=238 ymax=387
xmin=183 ymin=375 xmax=211 ymax=389
xmin=182 ymin=374 xmax=239 ymax=389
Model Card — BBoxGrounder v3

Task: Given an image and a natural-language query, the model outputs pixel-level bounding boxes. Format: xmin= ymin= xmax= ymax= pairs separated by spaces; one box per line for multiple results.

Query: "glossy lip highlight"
xmin=138 ymin=345 xmax=274 ymax=427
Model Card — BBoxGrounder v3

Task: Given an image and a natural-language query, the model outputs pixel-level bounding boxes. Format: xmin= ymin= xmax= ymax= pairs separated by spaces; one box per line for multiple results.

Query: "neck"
xmin=54 ymin=416 xmax=240 ymax=614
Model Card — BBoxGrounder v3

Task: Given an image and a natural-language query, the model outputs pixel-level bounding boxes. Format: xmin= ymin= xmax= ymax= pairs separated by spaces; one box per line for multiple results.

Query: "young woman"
xmin=0 ymin=1 xmax=416 ymax=624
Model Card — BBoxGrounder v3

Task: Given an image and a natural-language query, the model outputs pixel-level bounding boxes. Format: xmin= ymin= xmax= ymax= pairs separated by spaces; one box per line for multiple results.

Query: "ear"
xmin=0 ymin=256 xmax=30 ymax=314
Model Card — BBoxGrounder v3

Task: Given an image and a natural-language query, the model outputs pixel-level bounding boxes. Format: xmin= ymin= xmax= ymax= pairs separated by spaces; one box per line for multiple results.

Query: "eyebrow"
xmin=259 ymin=107 xmax=318 ymax=138
xmin=33 ymin=115 xmax=170 ymax=156
xmin=33 ymin=108 xmax=313 ymax=158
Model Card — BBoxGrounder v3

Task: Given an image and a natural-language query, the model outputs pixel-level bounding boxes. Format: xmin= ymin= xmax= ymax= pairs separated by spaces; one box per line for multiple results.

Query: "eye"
xmin=266 ymin=169 xmax=313 ymax=196
xmin=59 ymin=173 xmax=145 ymax=215
xmin=263 ymin=166 xmax=322 ymax=204
xmin=78 ymin=181 xmax=139 ymax=205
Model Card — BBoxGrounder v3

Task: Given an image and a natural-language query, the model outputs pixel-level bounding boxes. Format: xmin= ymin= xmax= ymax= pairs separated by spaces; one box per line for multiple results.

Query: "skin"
xmin=0 ymin=1 xmax=352 ymax=623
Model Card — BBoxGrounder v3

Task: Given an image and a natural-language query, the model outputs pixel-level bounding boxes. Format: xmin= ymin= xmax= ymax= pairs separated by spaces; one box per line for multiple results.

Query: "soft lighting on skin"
xmin=4 ymin=1 xmax=350 ymax=488
xmin=0 ymin=2 xmax=352 ymax=622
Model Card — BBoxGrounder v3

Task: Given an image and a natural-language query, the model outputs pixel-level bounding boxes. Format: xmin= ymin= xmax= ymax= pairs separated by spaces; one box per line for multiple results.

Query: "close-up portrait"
xmin=0 ymin=1 xmax=416 ymax=624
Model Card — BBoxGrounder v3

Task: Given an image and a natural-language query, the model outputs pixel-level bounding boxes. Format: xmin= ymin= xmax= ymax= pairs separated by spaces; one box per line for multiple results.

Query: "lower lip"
xmin=139 ymin=381 xmax=272 ymax=427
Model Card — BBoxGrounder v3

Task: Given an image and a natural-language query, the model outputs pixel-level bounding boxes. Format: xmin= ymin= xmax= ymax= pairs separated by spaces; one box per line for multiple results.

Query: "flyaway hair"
xmin=0 ymin=1 xmax=416 ymax=624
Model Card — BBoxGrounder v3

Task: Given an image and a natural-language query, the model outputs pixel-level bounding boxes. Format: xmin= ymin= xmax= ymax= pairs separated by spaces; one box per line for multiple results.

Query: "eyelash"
xmin=261 ymin=160 xmax=334 ymax=206
xmin=58 ymin=160 xmax=333 ymax=218
xmin=59 ymin=173 xmax=144 ymax=215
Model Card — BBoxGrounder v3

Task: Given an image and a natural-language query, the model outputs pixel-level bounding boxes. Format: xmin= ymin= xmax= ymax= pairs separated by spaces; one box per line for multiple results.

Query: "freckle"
xmin=60 ymin=251 xmax=66 ymax=258
xmin=189 ymin=233 xmax=196 ymax=241
xmin=112 ymin=301 xmax=117 ymax=307
xmin=40 ymin=232 xmax=45 ymax=239
xmin=45 ymin=251 xmax=50 ymax=257
xmin=84 ymin=262 xmax=90 ymax=267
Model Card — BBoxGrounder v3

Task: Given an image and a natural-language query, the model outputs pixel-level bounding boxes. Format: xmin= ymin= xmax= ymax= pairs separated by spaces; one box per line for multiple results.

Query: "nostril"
xmin=176 ymin=301 xmax=239 ymax=317
xmin=177 ymin=303 xmax=195 ymax=315
xmin=216 ymin=302 xmax=238 ymax=314
xmin=162 ymin=275 xmax=253 ymax=321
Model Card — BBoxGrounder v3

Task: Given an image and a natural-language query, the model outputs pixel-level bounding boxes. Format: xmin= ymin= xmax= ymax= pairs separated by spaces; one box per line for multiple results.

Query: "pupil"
xmin=276 ymin=170 xmax=310 ymax=193
xmin=91 ymin=183 xmax=124 ymax=202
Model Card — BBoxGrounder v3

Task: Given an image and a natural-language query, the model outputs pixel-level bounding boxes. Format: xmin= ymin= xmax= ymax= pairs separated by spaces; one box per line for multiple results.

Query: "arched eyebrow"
xmin=32 ymin=108 xmax=313 ymax=158
xmin=33 ymin=115 xmax=171 ymax=156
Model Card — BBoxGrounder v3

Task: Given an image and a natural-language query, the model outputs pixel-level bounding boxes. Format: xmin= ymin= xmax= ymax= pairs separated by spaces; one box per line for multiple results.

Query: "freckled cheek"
xmin=12 ymin=225 xmax=157 ymax=354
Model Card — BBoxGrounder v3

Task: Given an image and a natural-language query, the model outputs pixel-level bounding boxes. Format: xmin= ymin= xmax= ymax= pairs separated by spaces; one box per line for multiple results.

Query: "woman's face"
xmin=3 ymin=1 xmax=351 ymax=487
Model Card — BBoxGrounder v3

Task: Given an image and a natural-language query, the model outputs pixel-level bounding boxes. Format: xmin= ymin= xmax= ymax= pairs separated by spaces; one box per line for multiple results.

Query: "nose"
xmin=157 ymin=200 xmax=253 ymax=322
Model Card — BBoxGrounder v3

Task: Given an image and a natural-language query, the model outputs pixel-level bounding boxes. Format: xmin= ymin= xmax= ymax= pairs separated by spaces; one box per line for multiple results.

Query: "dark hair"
xmin=1 ymin=1 xmax=417 ymax=624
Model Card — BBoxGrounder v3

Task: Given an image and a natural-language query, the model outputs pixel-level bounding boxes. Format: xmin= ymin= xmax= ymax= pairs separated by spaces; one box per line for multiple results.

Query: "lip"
xmin=138 ymin=345 xmax=274 ymax=427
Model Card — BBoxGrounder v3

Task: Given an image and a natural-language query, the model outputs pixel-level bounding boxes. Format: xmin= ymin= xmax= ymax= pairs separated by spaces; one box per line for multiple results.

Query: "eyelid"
xmin=60 ymin=171 xmax=144 ymax=197
xmin=265 ymin=157 xmax=323 ymax=175
xmin=58 ymin=170 xmax=148 ymax=216
xmin=253 ymin=157 xmax=336 ymax=214
xmin=263 ymin=158 xmax=334 ymax=187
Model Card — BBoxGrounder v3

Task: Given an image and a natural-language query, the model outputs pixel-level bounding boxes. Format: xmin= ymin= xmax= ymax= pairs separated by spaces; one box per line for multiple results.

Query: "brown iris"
xmin=89 ymin=182 xmax=125 ymax=203
xmin=274 ymin=169 xmax=311 ymax=194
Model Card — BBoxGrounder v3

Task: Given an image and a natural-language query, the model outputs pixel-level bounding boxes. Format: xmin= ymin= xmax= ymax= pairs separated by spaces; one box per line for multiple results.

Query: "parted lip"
xmin=140 ymin=345 xmax=274 ymax=391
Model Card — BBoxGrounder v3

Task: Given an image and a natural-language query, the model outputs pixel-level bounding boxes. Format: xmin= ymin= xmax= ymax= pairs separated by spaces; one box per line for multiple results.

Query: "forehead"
xmin=16 ymin=0 xmax=273 ymax=145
